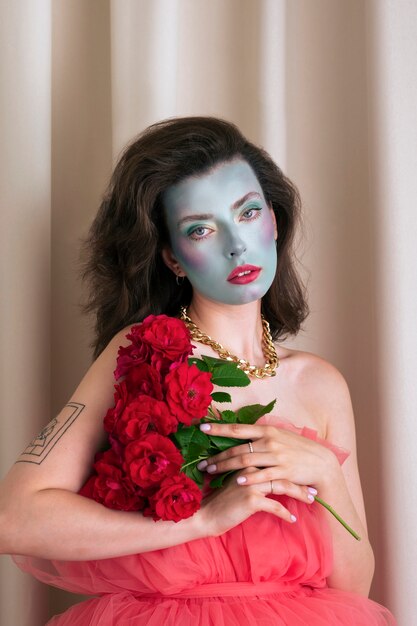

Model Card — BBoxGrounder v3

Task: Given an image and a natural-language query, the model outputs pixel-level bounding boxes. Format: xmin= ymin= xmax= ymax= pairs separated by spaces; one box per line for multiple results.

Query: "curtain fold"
xmin=365 ymin=2 xmax=417 ymax=621
xmin=0 ymin=1 xmax=51 ymax=625
xmin=1 ymin=1 xmax=414 ymax=623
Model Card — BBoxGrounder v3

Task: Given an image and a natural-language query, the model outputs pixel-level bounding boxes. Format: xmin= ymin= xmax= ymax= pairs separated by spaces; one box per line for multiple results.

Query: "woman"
xmin=0 ymin=117 xmax=396 ymax=624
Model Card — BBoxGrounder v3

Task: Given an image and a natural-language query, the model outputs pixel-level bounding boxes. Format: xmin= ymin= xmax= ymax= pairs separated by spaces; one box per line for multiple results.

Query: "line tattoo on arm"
xmin=16 ymin=402 xmax=85 ymax=465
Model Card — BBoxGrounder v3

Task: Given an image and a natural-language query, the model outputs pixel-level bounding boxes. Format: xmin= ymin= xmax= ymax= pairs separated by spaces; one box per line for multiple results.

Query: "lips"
xmin=227 ymin=264 xmax=262 ymax=284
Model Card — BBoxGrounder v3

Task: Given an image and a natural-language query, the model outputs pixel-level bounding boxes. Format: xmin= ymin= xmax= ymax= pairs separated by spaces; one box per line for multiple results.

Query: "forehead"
xmin=163 ymin=159 xmax=264 ymax=216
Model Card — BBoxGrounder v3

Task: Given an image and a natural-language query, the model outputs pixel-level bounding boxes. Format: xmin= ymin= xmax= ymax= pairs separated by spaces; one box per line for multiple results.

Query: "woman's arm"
xmin=0 ymin=327 xmax=207 ymax=560
xmin=300 ymin=356 xmax=375 ymax=596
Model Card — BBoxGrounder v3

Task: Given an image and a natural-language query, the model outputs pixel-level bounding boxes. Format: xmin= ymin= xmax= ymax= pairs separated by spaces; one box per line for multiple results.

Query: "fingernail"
xmin=197 ymin=460 xmax=208 ymax=470
xmin=236 ymin=476 xmax=247 ymax=484
xmin=308 ymin=487 xmax=318 ymax=495
xmin=290 ymin=515 xmax=297 ymax=522
xmin=200 ymin=423 xmax=211 ymax=432
xmin=307 ymin=494 xmax=315 ymax=502
xmin=206 ymin=464 xmax=217 ymax=473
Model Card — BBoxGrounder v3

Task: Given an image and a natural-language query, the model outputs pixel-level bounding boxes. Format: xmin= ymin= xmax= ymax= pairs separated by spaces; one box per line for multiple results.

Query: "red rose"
xmin=92 ymin=473 xmax=144 ymax=511
xmin=124 ymin=433 xmax=183 ymax=489
xmin=116 ymin=395 xmax=178 ymax=443
xmin=103 ymin=380 xmax=130 ymax=435
xmin=165 ymin=363 xmax=213 ymax=425
xmin=146 ymin=473 xmax=203 ymax=522
xmin=114 ymin=339 xmax=151 ymax=380
xmin=139 ymin=315 xmax=193 ymax=362
xmin=108 ymin=434 xmax=125 ymax=461
xmin=149 ymin=351 xmax=175 ymax=376
xmin=114 ymin=316 xmax=193 ymax=379
xmin=80 ymin=449 xmax=144 ymax=511
xmin=94 ymin=447 xmax=122 ymax=471
xmin=125 ymin=363 xmax=163 ymax=400
xmin=104 ymin=364 xmax=164 ymax=436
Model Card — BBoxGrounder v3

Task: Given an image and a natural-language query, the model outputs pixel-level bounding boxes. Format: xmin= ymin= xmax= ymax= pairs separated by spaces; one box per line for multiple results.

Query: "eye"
xmin=241 ymin=206 xmax=262 ymax=221
xmin=187 ymin=225 xmax=212 ymax=241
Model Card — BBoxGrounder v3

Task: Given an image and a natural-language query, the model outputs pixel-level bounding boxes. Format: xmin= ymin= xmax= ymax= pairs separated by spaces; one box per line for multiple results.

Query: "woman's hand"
xmin=199 ymin=467 xmax=315 ymax=537
xmin=197 ymin=422 xmax=340 ymax=492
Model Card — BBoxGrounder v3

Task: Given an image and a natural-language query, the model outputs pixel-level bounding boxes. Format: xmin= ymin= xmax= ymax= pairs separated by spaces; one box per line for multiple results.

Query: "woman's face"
xmin=162 ymin=159 xmax=278 ymax=306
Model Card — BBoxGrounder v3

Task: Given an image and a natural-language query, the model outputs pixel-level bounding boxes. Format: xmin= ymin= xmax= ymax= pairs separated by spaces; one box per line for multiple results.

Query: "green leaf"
xmin=183 ymin=464 xmax=204 ymax=488
xmin=210 ymin=364 xmax=251 ymax=387
xmin=220 ymin=410 xmax=237 ymax=423
xmin=190 ymin=465 xmax=204 ymax=488
xmin=209 ymin=470 xmax=236 ymax=489
xmin=211 ymin=391 xmax=232 ymax=403
xmin=171 ymin=425 xmax=210 ymax=458
xmin=208 ymin=435 xmax=242 ymax=451
xmin=188 ymin=441 xmax=208 ymax=460
xmin=191 ymin=428 xmax=211 ymax=448
xmin=171 ymin=426 xmax=195 ymax=449
xmin=201 ymin=355 xmax=228 ymax=368
xmin=236 ymin=399 xmax=277 ymax=424
xmin=188 ymin=357 xmax=209 ymax=372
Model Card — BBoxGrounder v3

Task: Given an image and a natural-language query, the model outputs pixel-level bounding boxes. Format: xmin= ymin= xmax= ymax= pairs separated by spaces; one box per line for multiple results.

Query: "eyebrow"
xmin=177 ymin=192 xmax=262 ymax=228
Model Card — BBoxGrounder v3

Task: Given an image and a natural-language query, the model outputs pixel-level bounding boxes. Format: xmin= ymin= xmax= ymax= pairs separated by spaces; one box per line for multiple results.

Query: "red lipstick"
xmin=227 ymin=264 xmax=261 ymax=284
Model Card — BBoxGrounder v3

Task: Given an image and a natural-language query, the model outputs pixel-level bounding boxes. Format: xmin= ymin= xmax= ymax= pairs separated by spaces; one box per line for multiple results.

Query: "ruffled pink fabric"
xmin=13 ymin=418 xmax=397 ymax=625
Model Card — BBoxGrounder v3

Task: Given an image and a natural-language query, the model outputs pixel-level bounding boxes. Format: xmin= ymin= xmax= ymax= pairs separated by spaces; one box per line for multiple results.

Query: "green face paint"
xmin=163 ymin=159 xmax=277 ymax=306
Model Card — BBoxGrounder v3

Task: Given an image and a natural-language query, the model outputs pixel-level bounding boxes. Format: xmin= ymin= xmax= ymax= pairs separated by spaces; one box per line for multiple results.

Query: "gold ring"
xmin=270 ymin=480 xmax=273 ymax=494
xmin=248 ymin=441 xmax=254 ymax=453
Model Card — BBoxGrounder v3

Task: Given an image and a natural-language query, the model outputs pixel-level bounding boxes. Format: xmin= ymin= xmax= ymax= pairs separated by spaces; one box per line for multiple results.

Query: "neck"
xmin=186 ymin=295 xmax=265 ymax=365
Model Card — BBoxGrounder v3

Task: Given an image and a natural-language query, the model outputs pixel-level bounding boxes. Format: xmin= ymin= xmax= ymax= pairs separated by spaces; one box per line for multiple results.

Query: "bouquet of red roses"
xmin=80 ymin=314 xmax=360 ymax=540
xmin=80 ymin=314 xmax=275 ymax=522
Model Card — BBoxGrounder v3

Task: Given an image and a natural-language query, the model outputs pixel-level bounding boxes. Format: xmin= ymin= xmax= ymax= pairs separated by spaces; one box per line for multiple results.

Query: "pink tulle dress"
xmin=13 ymin=417 xmax=397 ymax=625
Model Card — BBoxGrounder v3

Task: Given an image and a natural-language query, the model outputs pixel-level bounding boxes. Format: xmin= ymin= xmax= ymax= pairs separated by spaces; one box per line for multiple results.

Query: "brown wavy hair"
xmin=81 ymin=116 xmax=308 ymax=359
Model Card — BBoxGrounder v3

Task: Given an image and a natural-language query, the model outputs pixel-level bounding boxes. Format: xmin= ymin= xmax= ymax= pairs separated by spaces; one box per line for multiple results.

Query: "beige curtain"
xmin=1 ymin=0 xmax=415 ymax=623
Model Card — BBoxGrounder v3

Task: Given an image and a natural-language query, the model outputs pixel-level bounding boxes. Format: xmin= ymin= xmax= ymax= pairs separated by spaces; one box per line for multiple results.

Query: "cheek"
xmin=260 ymin=215 xmax=276 ymax=247
xmin=174 ymin=240 xmax=209 ymax=273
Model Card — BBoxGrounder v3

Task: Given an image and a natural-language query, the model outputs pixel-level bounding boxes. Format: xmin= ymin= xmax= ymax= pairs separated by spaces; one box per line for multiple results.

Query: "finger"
xmin=240 ymin=473 xmax=318 ymax=506
xmin=260 ymin=479 xmax=318 ymax=506
xmin=205 ymin=452 xmax=279 ymax=474
xmin=234 ymin=466 xmax=259 ymax=477
xmin=200 ymin=441 xmax=265 ymax=468
xmin=238 ymin=466 xmax=259 ymax=474
xmin=200 ymin=421 xmax=274 ymax=441
xmin=234 ymin=465 xmax=285 ymax=484
xmin=220 ymin=465 xmax=259 ymax=489
xmin=254 ymin=489 xmax=298 ymax=524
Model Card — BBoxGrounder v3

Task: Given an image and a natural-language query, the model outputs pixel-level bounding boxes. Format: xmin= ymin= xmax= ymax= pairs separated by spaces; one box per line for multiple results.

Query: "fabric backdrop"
xmin=1 ymin=1 xmax=415 ymax=624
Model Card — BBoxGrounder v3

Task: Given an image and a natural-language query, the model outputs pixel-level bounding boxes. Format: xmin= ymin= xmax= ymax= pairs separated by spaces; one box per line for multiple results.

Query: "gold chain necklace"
xmin=179 ymin=306 xmax=279 ymax=379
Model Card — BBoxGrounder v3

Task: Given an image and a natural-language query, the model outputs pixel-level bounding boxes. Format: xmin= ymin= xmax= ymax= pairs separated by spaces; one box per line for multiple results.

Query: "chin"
xmin=226 ymin=288 xmax=267 ymax=306
xmin=198 ymin=285 xmax=270 ymax=307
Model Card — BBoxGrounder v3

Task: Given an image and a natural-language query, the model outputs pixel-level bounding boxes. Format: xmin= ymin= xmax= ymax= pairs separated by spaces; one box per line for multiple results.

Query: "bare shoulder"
xmin=281 ymin=347 xmax=350 ymax=399
xmin=91 ymin=323 xmax=138 ymax=370
xmin=102 ymin=323 xmax=137 ymax=355
xmin=275 ymin=344 xmax=353 ymax=442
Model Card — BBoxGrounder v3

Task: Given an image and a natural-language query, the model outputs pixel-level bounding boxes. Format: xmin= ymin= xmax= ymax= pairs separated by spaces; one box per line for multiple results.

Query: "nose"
xmin=225 ymin=234 xmax=247 ymax=259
